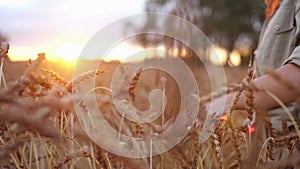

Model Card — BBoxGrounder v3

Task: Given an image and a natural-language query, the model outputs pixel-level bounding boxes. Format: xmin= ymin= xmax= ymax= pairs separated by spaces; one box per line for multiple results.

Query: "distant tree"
xmin=197 ymin=0 xmax=265 ymax=52
xmin=131 ymin=0 xmax=265 ymax=64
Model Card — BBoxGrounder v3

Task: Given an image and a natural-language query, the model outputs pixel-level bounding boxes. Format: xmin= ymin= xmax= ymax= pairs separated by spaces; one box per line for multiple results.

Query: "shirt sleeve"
xmin=284 ymin=45 xmax=300 ymax=67
xmin=283 ymin=0 xmax=300 ymax=67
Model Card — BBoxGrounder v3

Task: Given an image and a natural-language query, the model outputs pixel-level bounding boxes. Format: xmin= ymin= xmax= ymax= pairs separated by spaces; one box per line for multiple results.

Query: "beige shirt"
xmin=255 ymin=0 xmax=300 ymax=130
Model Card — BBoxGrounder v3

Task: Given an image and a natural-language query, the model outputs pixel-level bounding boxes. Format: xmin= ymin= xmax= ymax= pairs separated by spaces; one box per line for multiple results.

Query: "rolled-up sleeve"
xmin=284 ymin=45 xmax=300 ymax=67
xmin=284 ymin=1 xmax=300 ymax=67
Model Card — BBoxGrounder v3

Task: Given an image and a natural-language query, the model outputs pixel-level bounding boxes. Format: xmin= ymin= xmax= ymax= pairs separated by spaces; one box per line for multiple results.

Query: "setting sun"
xmin=54 ymin=42 xmax=82 ymax=62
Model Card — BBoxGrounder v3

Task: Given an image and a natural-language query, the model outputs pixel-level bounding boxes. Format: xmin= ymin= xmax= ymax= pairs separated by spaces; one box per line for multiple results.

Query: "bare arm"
xmin=200 ymin=63 xmax=300 ymax=143
xmin=238 ymin=63 xmax=300 ymax=110
xmin=206 ymin=63 xmax=300 ymax=117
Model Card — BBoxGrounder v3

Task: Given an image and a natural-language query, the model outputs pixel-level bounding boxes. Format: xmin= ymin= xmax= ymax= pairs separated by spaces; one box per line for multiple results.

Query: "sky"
xmin=0 ymin=0 xmax=146 ymax=62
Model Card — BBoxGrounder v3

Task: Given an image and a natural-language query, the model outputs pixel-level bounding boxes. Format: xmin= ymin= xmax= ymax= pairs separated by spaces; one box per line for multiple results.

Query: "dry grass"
xmin=0 ymin=43 xmax=300 ymax=169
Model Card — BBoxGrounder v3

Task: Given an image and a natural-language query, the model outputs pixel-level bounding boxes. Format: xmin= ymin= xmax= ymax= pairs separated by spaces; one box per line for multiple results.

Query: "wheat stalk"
xmin=129 ymin=66 xmax=142 ymax=101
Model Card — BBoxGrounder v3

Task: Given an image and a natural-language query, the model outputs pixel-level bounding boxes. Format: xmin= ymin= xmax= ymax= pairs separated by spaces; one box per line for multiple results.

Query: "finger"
xmin=198 ymin=116 xmax=220 ymax=143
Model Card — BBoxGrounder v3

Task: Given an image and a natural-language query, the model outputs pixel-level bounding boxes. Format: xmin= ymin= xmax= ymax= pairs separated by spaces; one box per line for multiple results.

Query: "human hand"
xmin=199 ymin=94 xmax=233 ymax=143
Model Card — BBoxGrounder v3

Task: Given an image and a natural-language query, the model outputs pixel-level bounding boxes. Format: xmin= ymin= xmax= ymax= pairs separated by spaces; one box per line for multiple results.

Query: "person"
xmin=199 ymin=0 xmax=300 ymax=142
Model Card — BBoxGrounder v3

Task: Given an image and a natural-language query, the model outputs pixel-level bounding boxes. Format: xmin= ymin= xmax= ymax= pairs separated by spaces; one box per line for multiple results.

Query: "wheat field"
xmin=0 ymin=43 xmax=299 ymax=169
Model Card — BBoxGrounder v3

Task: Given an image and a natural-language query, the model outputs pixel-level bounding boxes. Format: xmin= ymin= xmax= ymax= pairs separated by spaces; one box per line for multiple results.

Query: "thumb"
xmin=198 ymin=112 xmax=221 ymax=143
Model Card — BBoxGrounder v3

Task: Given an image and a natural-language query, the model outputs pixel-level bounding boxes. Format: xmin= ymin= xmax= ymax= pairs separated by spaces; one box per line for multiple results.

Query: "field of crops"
xmin=0 ymin=44 xmax=299 ymax=169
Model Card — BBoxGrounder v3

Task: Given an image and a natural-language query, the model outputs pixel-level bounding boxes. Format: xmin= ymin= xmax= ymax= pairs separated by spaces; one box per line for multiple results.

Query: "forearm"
xmin=237 ymin=63 xmax=300 ymax=110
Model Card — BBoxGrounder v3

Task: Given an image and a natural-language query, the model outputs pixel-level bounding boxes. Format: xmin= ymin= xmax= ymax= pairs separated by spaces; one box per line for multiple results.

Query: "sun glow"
xmin=8 ymin=41 xmax=242 ymax=67
xmin=210 ymin=46 xmax=227 ymax=66
xmin=8 ymin=46 xmax=40 ymax=61
xmin=103 ymin=42 xmax=147 ymax=62
xmin=8 ymin=44 xmax=81 ymax=66
xmin=54 ymin=42 xmax=82 ymax=62
xmin=228 ymin=50 xmax=241 ymax=67
xmin=8 ymin=41 xmax=149 ymax=64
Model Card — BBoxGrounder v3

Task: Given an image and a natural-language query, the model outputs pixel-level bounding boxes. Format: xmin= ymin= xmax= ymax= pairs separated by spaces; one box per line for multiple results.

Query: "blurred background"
xmin=0 ymin=0 xmax=265 ymax=64
xmin=0 ymin=0 xmax=265 ymax=85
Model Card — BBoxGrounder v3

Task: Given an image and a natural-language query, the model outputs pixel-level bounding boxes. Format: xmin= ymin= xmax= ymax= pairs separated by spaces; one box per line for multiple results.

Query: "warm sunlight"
xmin=8 ymin=41 xmax=147 ymax=63
xmin=103 ymin=42 xmax=146 ymax=62
xmin=228 ymin=50 xmax=241 ymax=67
xmin=210 ymin=46 xmax=227 ymax=65
xmin=8 ymin=46 xmax=39 ymax=61
xmin=8 ymin=43 xmax=82 ymax=65
xmin=54 ymin=42 xmax=82 ymax=62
